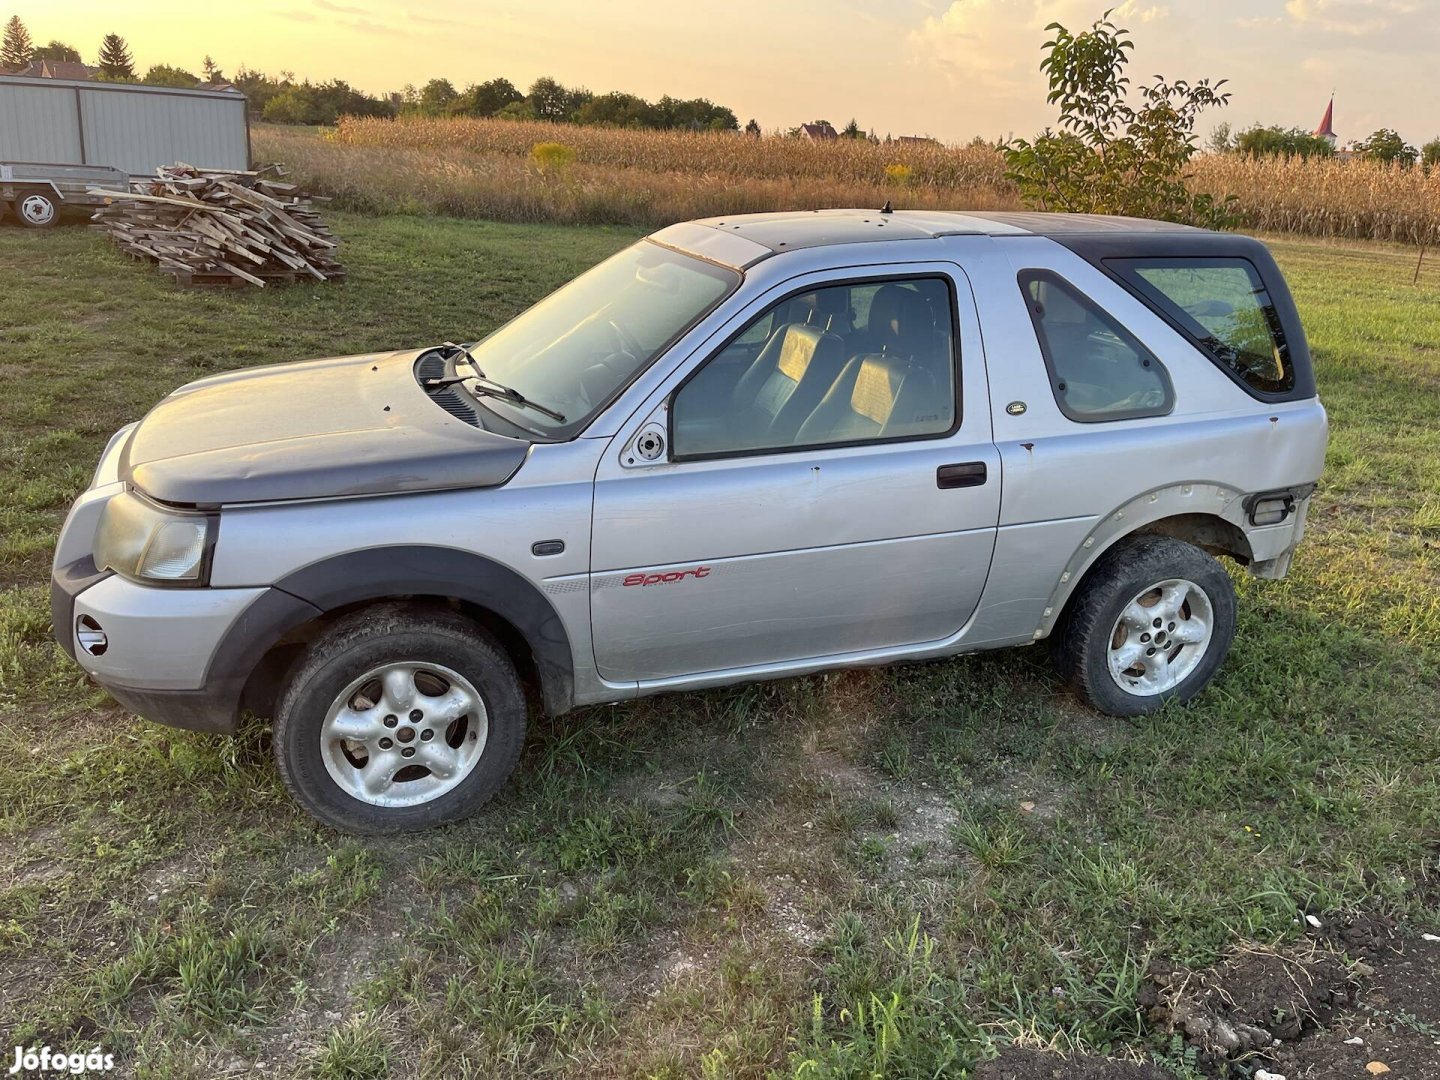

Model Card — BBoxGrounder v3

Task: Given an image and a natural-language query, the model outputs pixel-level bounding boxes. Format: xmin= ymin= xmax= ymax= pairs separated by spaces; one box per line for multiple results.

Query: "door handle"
xmin=936 ymin=462 xmax=987 ymax=489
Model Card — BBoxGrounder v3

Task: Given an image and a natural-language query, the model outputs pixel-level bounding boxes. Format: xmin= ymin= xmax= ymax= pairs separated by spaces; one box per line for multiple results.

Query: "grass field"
xmin=0 ymin=214 xmax=1437 ymax=1078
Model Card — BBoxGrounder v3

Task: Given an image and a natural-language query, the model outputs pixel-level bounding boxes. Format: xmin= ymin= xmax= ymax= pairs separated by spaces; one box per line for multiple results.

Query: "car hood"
xmin=119 ymin=349 xmax=532 ymax=505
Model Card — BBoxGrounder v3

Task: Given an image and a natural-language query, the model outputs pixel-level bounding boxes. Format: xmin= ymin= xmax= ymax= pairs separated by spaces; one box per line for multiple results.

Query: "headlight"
xmin=94 ymin=491 xmax=215 ymax=584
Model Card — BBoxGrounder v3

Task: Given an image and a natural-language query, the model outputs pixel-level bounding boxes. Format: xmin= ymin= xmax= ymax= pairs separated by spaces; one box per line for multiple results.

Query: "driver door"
xmin=589 ymin=264 xmax=1001 ymax=684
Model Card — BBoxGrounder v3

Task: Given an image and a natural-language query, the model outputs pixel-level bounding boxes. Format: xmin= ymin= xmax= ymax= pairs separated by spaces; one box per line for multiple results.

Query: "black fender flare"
xmin=214 ymin=546 xmax=576 ymax=719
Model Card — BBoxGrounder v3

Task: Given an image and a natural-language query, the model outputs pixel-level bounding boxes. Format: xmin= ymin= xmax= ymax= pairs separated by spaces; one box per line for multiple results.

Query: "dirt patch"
xmin=0 ymin=823 xmax=66 ymax=889
xmin=975 ymin=1046 xmax=1174 ymax=1079
xmin=1143 ymin=917 xmax=1440 ymax=1078
xmin=1270 ymin=933 xmax=1440 ymax=1079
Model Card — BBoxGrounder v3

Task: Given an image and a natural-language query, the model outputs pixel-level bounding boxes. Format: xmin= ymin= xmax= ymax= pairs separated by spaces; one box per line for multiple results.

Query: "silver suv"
xmin=51 ymin=210 xmax=1327 ymax=833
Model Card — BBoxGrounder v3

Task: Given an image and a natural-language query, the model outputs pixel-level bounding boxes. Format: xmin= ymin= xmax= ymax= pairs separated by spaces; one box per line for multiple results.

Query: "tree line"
xmin=1210 ymin=121 xmax=1439 ymax=168
xmin=0 ymin=16 xmax=741 ymax=131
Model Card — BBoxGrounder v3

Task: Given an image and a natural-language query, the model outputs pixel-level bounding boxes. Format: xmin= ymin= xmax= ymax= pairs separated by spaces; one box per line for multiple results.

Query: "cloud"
xmin=907 ymin=0 xmax=1173 ymax=132
xmin=1283 ymin=0 xmax=1426 ymax=36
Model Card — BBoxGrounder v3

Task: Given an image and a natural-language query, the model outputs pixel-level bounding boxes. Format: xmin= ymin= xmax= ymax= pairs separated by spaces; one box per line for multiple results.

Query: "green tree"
xmin=1355 ymin=128 xmax=1418 ymax=167
xmin=451 ymin=77 xmax=522 ymax=117
xmin=417 ymin=77 xmax=458 ymax=116
xmin=1207 ymin=121 xmax=1232 ymax=153
xmin=527 ymin=76 xmax=589 ymax=122
xmin=745 ymin=118 xmax=761 ymax=137
xmin=841 ymin=118 xmax=865 ymax=139
xmin=1 ymin=15 xmax=33 ymax=73
xmin=1233 ymin=124 xmax=1333 ymax=159
xmin=33 ymin=39 xmax=80 ymax=63
xmin=495 ymin=99 xmax=537 ymax=122
xmin=576 ymin=91 xmax=658 ymax=128
xmin=1002 ymin=13 xmax=1233 ymax=226
xmin=201 ymin=54 xmax=223 ymax=83
xmin=1423 ymin=137 xmax=1440 ymax=169
xmin=231 ymin=65 xmax=289 ymax=117
xmin=96 ymin=33 xmax=135 ymax=80
xmin=261 ymin=89 xmax=309 ymax=124
xmin=142 ymin=64 xmax=198 ymax=88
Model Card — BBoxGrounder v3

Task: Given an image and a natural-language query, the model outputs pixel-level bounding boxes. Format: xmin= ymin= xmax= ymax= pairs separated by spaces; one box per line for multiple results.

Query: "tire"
xmin=1050 ymin=534 xmax=1237 ymax=717
xmin=13 ymin=192 xmax=59 ymax=229
xmin=273 ymin=604 xmax=527 ymax=834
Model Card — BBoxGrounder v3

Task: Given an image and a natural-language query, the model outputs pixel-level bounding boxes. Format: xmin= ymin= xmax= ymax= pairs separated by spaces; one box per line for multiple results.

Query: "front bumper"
xmin=51 ymin=559 xmax=315 ymax=734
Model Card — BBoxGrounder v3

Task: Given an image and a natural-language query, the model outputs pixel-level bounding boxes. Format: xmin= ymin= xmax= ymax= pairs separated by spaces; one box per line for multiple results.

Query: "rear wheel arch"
xmin=1041 ymin=484 xmax=1253 ymax=639
xmin=225 ymin=546 xmax=575 ymax=723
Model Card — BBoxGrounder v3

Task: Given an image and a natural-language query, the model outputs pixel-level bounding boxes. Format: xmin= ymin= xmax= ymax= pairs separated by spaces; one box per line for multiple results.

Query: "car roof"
xmin=650 ymin=209 xmax=1208 ymax=269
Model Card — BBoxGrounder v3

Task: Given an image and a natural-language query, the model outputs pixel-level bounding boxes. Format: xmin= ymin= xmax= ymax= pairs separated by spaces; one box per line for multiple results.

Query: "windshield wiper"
xmin=468 ymin=378 xmax=567 ymax=423
xmin=419 ymin=341 xmax=566 ymax=423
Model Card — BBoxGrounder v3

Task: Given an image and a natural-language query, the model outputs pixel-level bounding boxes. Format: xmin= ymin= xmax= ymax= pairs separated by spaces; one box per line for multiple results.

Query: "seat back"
xmin=795 ymin=353 xmax=941 ymax=444
xmin=731 ymin=321 xmax=846 ymax=442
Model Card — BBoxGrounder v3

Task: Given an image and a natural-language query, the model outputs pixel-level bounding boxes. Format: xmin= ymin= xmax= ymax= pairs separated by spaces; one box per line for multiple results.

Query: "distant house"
xmin=897 ymin=135 xmax=939 ymax=146
xmin=800 ymin=122 xmax=838 ymax=141
xmin=6 ymin=59 xmax=98 ymax=80
xmin=197 ymin=81 xmax=243 ymax=94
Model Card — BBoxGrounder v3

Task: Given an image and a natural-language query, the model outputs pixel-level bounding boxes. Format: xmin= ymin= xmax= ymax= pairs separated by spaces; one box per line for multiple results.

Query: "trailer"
xmin=0 ymin=76 xmax=250 ymax=228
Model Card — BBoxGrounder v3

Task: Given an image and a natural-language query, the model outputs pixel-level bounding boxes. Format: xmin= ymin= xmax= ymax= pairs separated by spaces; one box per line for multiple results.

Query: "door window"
xmin=671 ymin=277 xmax=958 ymax=459
xmin=1019 ymin=271 xmax=1174 ymax=422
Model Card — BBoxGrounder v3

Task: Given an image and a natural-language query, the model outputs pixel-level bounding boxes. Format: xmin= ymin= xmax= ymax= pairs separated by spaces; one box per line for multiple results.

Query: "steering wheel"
xmin=608 ymin=319 xmax=643 ymax=359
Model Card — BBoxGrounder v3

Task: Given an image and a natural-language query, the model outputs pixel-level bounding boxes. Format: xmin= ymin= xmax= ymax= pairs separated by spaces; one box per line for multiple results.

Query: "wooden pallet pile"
xmin=88 ymin=163 xmax=345 ymax=288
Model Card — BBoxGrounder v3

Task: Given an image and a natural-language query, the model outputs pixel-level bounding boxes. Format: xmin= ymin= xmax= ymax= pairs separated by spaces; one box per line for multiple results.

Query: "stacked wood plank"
xmin=88 ymin=163 xmax=345 ymax=288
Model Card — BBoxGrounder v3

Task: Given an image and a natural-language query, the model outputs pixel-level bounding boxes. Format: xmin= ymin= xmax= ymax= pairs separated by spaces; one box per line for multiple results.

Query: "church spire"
xmin=1313 ymin=95 xmax=1336 ymax=142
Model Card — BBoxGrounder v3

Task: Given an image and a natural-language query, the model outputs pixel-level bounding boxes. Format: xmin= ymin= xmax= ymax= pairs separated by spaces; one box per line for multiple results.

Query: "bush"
xmin=530 ymin=142 xmax=576 ymax=173
xmin=1424 ymin=138 xmax=1440 ymax=170
xmin=883 ymin=164 xmax=913 ymax=187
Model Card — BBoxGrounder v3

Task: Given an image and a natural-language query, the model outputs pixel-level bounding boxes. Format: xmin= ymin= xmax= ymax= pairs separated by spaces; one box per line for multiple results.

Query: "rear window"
xmin=1107 ymin=257 xmax=1293 ymax=395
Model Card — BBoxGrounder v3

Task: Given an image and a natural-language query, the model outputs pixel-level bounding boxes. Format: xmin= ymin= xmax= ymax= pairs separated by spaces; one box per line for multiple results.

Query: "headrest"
xmin=776 ymin=323 xmax=822 ymax=381
xmin=791 ymin=289 xmax=850 ymax=327
xmin=867 ymin=285 xmax=936 ymax=357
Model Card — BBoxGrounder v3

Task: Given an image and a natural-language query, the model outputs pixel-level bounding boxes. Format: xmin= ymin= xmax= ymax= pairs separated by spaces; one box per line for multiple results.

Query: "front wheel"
xmin=1051 ymin=534 xmax=1237 ymax=716
xmin=13 ymin=192 xmax=59 ymax=229
xmin=272 ymin=605 xmax=527 ymax=834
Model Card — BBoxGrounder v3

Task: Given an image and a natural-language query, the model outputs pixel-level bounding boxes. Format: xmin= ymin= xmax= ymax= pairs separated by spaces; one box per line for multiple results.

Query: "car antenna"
xmin=880 ymin=200 xmax=893 ymax=214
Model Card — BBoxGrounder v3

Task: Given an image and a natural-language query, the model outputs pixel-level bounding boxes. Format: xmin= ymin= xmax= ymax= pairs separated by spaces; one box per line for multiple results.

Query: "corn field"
xmin=254 ymin=118 xmax=1440 ymax=244
xmin=1189 ymin=155 xmax=1440 ymax=245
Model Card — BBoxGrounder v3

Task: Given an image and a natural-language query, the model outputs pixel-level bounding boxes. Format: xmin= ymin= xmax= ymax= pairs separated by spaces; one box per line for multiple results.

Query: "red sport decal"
xmin=622 ymin=566 xmax=712 ymax=587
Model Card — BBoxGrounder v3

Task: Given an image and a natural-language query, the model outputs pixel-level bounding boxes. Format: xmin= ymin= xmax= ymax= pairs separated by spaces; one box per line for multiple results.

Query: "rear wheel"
xmin=13 ymin=192 xmax=58 ymax=229
xmin=1051 ymin=534 xmax=1237 ymax=716
xmin=272 ymin=605 xmax=527 ymax=834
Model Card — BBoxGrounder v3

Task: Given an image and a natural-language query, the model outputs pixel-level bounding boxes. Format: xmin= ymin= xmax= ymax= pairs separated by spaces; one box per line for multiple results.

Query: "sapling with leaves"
xmin=1004 ymin=11 xmax=1235 ymax=226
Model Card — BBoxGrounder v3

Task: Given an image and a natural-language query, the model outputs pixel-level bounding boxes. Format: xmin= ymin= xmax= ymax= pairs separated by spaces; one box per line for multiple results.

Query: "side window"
xmin=671 ymin=278 xmax=958 ymax=459
xmin=1107 ymin=257 xmax=1292 ymax=395
xmin=1018 ymin=272 xmax=1174 ymax=422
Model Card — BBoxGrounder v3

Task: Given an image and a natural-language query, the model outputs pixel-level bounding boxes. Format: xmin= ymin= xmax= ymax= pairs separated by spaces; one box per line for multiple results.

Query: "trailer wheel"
xmin=13 ymin=192 xmax=58 ymax=229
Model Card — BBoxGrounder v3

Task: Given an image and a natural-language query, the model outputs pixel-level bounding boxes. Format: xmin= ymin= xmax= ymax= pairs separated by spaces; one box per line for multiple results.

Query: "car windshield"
xmin=464 ymin=241 xmax=739 ymax=436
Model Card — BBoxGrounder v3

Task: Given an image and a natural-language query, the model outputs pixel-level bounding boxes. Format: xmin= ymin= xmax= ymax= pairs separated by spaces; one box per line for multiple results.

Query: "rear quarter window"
xmin=1018 ymin=271 xmax=1174 ymax=423
xmin=1106 ymin=257 xmax=1293 ymax=395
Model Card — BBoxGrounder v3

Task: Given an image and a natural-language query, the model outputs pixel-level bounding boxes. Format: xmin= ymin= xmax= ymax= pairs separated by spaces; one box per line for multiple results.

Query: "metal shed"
xmin=0 ymin=76 xmax=250 ymax=176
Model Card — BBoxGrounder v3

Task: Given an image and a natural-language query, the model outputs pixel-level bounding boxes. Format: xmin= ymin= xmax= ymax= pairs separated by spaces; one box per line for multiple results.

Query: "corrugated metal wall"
xmin=0 ymin=80 xmax=249 ymax=175
xmin=79 ymin=87 xmax=249 ymax=174
xmin=0 ymin=82 xmax=84 ymax=164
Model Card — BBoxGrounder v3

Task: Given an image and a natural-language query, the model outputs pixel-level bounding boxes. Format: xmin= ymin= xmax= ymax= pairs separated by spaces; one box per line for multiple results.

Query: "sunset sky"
xmin=19 ymin=0 xmax=1440 ymax=146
